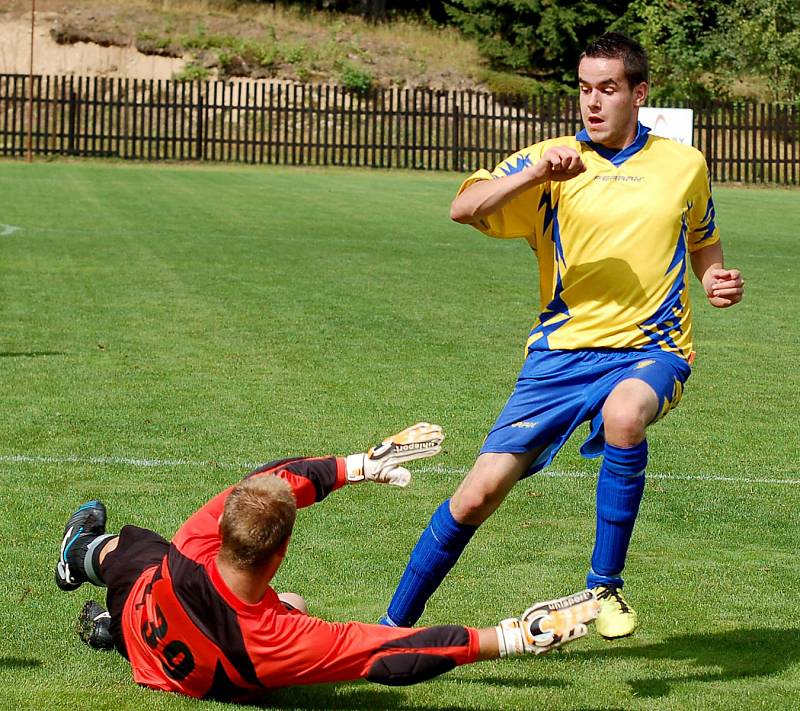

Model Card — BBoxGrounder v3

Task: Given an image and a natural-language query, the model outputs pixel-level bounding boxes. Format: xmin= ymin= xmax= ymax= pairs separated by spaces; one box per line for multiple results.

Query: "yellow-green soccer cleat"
xmin=591 ymin=585 xmax=637 ymax=639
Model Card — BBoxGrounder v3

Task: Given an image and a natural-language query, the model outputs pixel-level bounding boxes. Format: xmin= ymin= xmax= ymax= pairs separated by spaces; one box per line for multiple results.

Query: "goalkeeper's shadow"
xmin=249 ymin=683 xmax=477 ymax=711
xmin=572 ymin=627 xmax=800 ymax=698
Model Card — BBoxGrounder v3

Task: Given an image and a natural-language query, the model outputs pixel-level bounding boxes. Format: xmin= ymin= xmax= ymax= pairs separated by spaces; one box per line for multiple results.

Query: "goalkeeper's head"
xmin=218 ymin=476 xmax=297 ymax=572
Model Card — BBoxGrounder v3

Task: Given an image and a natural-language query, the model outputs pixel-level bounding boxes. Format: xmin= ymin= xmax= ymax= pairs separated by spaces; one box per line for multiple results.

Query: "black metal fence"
xmin=1 ymin=73 xmax=798 ymax=184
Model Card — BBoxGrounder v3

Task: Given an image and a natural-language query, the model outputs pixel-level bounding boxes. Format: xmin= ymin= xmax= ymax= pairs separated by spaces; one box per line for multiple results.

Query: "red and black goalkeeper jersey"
xmin=118 ymin=456 xmax=480 ymax=701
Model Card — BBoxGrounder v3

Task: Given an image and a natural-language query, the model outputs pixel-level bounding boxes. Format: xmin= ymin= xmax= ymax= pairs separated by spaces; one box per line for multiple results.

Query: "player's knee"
xmin=602 ymin=404 xmax=647 ymax=447
xmin=450 ymin=488 xmax=498 ymax=525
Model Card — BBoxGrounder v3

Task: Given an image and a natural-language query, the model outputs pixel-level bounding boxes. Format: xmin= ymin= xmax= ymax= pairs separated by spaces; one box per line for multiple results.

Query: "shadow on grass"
xmin=0 ymin=351 xmax=67 ymax=358
xmin=447 ymin=675 xmax=570 ymax=690
xmin=252 ymin=684 xmax=472 ymax=710
xmin=576 ymin=627 xmax=800 ymax=698
xmin=0 ymin=657 xmax=42 ymax=669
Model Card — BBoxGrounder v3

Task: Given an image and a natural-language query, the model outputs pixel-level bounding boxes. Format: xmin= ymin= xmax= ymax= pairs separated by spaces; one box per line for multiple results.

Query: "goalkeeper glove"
xmin=495 ymin=589 xmax=600 ymax=657
xmin=345 ymin=422 xmax=444 ymax=487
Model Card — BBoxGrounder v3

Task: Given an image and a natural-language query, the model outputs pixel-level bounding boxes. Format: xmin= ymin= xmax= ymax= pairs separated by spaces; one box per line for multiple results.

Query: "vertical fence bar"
xmin=259 ymin=82 xmax=266 ymax=164
xmin=196 ymin=82 xmax=204 ymax=161
xmin=41 ymin=75 xmax=50 ymax=155
xmin=284 ymin=82 xmax=290 ymax=165
xmin=452 ymin=97 xmax=460 ymax=173
xmin=154 ymin=79 xmax=162 ymax=160
xmin=100 ymin=76 xmax=108 ymax=157
xmin=294 ymin=83 xmax=301 ymax=166
xmin=333 ymin=83 xmax=340 ymax=165
xmin=767 ymin=102 xmax=773 ymax=183
xmin=321 ymin=84 xmax=328 ymax=166
xmin=346 ymin=88 xmax=354 ymax=167
xmin=144 ymin=79 xmax=152 ymax=160
xmin=11 ymin=75 xmax=21 ymax=156
xmin=401 ymin=88 xmax=408 ymax=169
xmin=313 ymin=83 xmax=320 ymax=166
xmin=792 ymin=103 xmax=798 ymax=185
xmin=67 ymin=79 xmax=76 ymax=156
xmin=0 ymin=76 xmax=7 ymax=156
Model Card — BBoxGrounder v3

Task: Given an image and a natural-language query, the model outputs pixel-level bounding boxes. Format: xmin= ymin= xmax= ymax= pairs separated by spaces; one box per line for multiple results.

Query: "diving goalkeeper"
xmin=55 ymin=423 xmax=599 ymax=702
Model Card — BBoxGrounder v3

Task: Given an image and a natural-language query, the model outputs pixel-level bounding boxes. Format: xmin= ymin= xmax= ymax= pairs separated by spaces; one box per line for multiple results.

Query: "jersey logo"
xmin=511 ymin=421 xmax=539 ymax=429
xmin=634 ymin=359 xmax=656 ymax=369
xmin=593 ymin=175 xmax=644 ymax=183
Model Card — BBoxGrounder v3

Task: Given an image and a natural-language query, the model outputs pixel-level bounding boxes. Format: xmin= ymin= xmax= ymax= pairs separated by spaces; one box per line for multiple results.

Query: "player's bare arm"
xmin=690 ymin=240 xmax=745 ymax=308
xmin=450 ymin=147 xmax=585 ymax=224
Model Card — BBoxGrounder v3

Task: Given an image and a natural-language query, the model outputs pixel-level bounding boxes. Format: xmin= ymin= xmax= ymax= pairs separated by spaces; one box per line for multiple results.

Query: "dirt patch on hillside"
xmin=0 ymin=0 xmax=487 ymax=88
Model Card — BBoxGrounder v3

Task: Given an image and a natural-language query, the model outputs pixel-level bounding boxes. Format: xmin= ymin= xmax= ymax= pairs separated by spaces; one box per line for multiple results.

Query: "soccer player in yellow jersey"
xmin=380 ymin=33 xmax=744 ymax=639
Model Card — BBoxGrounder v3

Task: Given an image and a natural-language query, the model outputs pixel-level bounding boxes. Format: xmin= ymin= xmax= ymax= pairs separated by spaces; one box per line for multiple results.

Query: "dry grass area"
xmin=1 ymin=0 xmax=489 ymax=88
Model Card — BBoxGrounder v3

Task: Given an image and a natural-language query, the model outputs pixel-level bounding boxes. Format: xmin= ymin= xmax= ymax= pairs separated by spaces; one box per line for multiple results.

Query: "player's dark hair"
xmin=580 ymin=32 xmax=649 ymax=88
xmin=219 ymin=476 xmax=297 ymax=570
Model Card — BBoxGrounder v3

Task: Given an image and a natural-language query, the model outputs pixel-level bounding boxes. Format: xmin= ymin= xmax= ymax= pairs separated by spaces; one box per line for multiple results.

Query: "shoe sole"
xmin=599 ymin=629 xmax=636 ymax=640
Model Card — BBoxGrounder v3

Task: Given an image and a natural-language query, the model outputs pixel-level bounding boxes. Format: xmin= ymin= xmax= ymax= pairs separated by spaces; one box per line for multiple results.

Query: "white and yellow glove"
xmin=345 ymin=422 xmax=444 ymax=488
xmin=496 ymin=589 xmax=600 ymax=657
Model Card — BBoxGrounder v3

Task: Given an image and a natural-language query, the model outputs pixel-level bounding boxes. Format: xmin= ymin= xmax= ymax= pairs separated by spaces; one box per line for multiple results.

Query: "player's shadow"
xmin=0 ymin=657 xmax=42 ymax=669
xmin=254 ymin=684 xmax=475 ymax=711
xmin=458 ymin=673 xmax=572 ymax=690
xmin=0 ymin=351 xmax=67 ymax=358
xmin=575 ymin=627 xmax=800 ymax=698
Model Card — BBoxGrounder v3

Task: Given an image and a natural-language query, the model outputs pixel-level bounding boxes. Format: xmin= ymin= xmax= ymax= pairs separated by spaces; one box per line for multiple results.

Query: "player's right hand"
xmin=496 ymin=589 xmax=600 ymax=657
xmin=345 ymin=423 xmax=444 ymax=487
xmin=535 ymin=146 xmax=586 ymax=182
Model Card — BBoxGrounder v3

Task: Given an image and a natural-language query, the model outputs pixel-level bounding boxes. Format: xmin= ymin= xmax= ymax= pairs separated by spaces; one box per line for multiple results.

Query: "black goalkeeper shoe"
xmin=77 ymin=600 xmax=114 ymax=650
xmin=55 ymin=500 xmax=107 ymax=591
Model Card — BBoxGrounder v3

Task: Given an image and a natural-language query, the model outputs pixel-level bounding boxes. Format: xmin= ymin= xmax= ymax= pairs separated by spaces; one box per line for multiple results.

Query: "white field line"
xmin=1 ymin=454 xmax=799 ymax=487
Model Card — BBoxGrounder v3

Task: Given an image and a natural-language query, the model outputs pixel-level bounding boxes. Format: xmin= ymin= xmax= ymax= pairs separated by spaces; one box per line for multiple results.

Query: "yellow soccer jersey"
xmin=459 ymin=123 xmax=719 ymax=361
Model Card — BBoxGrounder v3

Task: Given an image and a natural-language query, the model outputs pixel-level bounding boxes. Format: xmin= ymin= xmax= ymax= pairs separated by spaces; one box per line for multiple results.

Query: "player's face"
xmin=578 ymin=56 xmax=648 ymax=150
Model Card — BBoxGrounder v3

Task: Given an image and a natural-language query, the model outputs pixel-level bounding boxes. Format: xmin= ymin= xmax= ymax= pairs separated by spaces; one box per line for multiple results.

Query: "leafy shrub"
xmin=173 ymin=62 xmax=212 ymax=81
xmin=339 ymin=62 xmax=375 ymax=93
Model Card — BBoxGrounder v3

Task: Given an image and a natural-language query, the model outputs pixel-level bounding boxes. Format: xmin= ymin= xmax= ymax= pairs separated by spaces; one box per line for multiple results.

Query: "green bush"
xmin=339 ymin=62 xmax=374 ymax=93
xmin=479 ymin=69 xmax=569 ymax=98
xmin=172 ymin=62 xmax=211 ymax=81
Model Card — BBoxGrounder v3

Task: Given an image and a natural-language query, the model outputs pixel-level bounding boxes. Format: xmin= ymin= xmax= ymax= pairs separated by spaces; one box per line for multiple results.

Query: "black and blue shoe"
xmin=55 ymin=500 xmax=107 ymax=591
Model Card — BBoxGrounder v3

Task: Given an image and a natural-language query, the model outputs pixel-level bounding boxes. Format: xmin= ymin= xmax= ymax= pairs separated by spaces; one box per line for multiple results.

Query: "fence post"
xmin=67 ymin=87 xmax=77 ymax=155
xmin=452 ymin=98 xmax=461 ymax=172
xmin=196 ymin=82 xmax=204 ymax=161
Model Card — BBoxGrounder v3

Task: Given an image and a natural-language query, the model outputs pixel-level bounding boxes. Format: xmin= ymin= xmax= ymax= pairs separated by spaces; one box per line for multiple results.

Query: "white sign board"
xmin=639 ymin=107 xmax=694 ymax=146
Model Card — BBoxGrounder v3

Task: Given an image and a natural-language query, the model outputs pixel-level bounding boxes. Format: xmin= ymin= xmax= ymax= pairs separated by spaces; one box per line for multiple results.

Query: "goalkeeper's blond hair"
xmin=219 ymin=476 xmax=297 ymax=570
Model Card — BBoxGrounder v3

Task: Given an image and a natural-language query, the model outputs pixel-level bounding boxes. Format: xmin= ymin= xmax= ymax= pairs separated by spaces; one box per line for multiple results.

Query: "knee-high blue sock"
xmin=587 ymin=440 xmax=648 ymax=590
xmin=382 ymin=499 xmax=477 ymax=627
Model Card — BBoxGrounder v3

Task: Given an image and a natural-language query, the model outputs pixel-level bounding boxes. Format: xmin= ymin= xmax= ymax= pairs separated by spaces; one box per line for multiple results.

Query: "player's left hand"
xmin=496 ymin=589 xmax=600 ymax=657
xmin=345 ymin=423 xmax=444 ymax=487
xmin=703 ymin=267 xmax=744 ymax=308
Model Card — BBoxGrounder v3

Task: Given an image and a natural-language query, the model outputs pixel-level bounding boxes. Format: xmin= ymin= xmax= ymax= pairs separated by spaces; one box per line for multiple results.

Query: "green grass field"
xmin=1 ymin=160 xmax=799 ymax=710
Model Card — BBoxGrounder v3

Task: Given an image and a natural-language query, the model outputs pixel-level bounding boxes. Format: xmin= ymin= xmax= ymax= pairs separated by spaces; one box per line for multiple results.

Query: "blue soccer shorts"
xmin=480 ymin=348 xmax=692 ymax=477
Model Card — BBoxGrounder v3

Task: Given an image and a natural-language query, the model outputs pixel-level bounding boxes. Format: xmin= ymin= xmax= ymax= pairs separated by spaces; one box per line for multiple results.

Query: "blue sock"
xmin=382 ymin=499 xmax=477 ymax=627
xmin=587 ymin=440 xmax=648 ymax=589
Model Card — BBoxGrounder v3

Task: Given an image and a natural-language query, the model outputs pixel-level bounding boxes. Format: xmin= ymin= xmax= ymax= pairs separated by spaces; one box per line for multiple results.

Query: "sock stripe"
xmin=84 ymin=534 xmax=114 ymax=587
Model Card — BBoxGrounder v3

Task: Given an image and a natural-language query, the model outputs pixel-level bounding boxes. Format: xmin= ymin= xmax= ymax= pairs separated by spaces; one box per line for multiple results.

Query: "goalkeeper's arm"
xmin=243 ymin=423 xmax=444 ymax=510
xmin=260 ymin=589 xmax=599 ymax=688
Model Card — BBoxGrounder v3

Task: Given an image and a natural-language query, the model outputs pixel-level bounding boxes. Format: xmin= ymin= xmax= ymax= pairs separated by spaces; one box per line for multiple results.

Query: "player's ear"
xmin=633 ymin=82 xmax=648 ymax=107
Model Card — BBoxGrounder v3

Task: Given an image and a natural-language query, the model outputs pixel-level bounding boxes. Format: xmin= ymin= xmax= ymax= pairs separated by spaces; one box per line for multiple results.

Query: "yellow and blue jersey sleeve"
xmin=455 ymin=140 xmax=571 ymax=242
xmin=685 ymin=162 xmax=720 ymax=252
